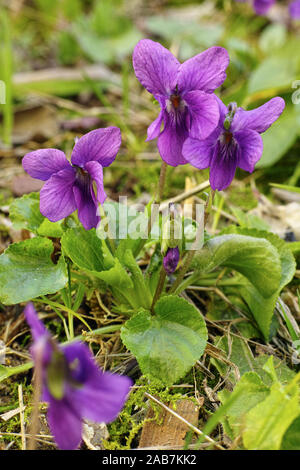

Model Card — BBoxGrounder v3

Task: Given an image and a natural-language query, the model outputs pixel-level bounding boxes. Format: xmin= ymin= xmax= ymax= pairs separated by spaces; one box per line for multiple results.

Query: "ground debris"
xmin=139 ymin=399 xmax=199 ymax=449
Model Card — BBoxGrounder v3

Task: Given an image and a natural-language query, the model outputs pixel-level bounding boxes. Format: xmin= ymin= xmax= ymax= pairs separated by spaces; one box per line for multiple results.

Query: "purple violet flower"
xmin=133 ymin=39 xmax=230 ymax=166
xmin=253 ymin=0 xmax=275 ymax=14
xmin=24 ymin=303 xmax=132 ymax=450
xmin=182 ymin=96 xmax=285 ymax=191
xmin=163 ymin=247 xmax=180 ymax=275
xmin=22 ymin=127 xmax=121 ymax=230
xmin=289 ymin=0 xmax=300 ymax=18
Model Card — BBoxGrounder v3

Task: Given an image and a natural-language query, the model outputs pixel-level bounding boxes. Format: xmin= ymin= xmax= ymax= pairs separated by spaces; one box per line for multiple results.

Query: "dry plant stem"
xmin=151 ymin=269 xmax=167 ymax=312
xmin=145 ymin=392 xmax=225 ymax=450
xmin=18 ymin=384 xmax=26 ymax=450
xmin=160 ymin=180 xmax=210 ymax=211
xmin=27 ymin=347 xmax=43 ymax=450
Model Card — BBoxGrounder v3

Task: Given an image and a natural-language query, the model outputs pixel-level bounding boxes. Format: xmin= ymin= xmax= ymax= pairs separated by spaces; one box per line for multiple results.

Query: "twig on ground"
xmin=18 ymin=384 xmax=26 ymax=450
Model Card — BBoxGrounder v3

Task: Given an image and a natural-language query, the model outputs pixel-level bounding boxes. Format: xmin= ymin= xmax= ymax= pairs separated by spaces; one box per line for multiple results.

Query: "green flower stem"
xmin=134 ymin=161 xmax=168 ymax=257
xmin=168 ymin=250 xmax=195 ymax=295
xmin=99 ymin=203 xmax=116 ymax=255
xmin=150 ymin=267 xmax=167 ymax=313
xmin=157 ymin=161 xmax=168 ymax=203
xmin=169 ymin=189 xmax=215 ymax=295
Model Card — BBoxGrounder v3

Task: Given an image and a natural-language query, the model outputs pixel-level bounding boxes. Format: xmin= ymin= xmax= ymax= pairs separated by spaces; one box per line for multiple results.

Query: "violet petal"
xmin=40 ymin=167 xmax=77 ymax=222
xmin=290 ymin=0 xmax=300 ymax=18
xmin=46 ymin=394 xmax=82 ymax=450
xmin=182 ymin=134 xmax=217 ymax=169
xmin=132 ymin=39 xmax=180 ymax=98
xmin=209 ymin=139 xmax=240 ymax=191
xmin=235 ymin=129 xmax=263 ymax=172
xmin=85 ymin=161 xmax=107 ymax=205
xmin=71 ymin=127 xmax=121 ymax=168
xmin=157 ymin=113 xmax=188 ymax=166
xmin=22 ymin=149 xmax=70 ymax=181
xmin=24 ymin=303 xmax=48 ymax=341
xmin=177 ymin=46 xmax=229 ymax=94
xmin=232 ymin=97 xmax=285 ymax=134
xmin=184 ymin=91 xmax=220 ymax=140
xmin=73 ymin=184 xmax=99 ymax=230
xmin=146 ymin=105 xmax=165 ymax=141
xmin=62 ymin=342 xmax=132 ymax=423
xmin=253 ymin=0 xmax=275 ymax=15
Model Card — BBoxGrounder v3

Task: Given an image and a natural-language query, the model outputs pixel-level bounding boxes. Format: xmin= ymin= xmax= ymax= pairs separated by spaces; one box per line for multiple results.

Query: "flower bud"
xmin=223 ymin=102 xmax=237 ymax=130
xmin=161 ymin=206 xmax=182 ymax=255
xmin=163 ymin=246 xmax=180 ymax=274
xmin=223 ymin=116 xmax=231 ymax=130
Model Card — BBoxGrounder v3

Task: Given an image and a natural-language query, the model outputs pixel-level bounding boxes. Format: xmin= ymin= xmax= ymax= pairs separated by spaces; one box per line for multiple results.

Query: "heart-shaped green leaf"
xmin=61 ymin=227 xmax=133 ymax=290
xmin=10 ymin=192 xmax=64 ymax=237
xmin=121 ymin=295 xmax=208 ymax=385
xmin=243 ymin=382 xmax=299 ymax=450
xmin=0 ymin=238 xmax=67 ymax=304
xmin=193 ymin=233 xmax=281 ymax=298
xmin=220 ymin=228 xmax=296 ymax=340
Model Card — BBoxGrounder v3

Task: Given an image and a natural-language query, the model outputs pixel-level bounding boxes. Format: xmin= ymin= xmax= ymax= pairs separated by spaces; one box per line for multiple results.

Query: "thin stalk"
xmin=122 ymin=60 xmax=129 ymax=119
xmin=38 ymin=297 xmax=92 ymax=331
xmin=0 ymin=10 xmax=13 ymax=146
xmin=74 ymin=323 xmax=121 ymax=341
xmin=66 ymin=261 xmax=74 ymax=339
xmin=157 ymin=161 xmax=168 ymax=203
xmin=27 ymin=346 xmax=43 ymax=450
xmin=151 ymin=268 xmax=167 ymax=312
xmin=169 ymin=250 xmax=195 ymax=295
xmin=134 ymin=161 xmax=168 ymax=257
xmin=169 ymin=189 xmax=215 ymax=295
xmin=98 ymin=203 xmax=116 ymax=255
xmin=171 ymin=271 xmax=199 ymax=296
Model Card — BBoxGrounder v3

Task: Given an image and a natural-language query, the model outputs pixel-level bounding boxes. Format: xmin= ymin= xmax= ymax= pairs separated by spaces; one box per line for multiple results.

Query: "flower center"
xmin=75 ymin=166 xmax=88 ymax=178
xmin=219 ymin=130 xmax=237 ymax=157
xmin=166 ymin=91 xmax=186 ymax=115
xmin=170 ymin=93 xmax=181 ymax=109
xmin=224 ymin=131 xmax=233 ymax=145
xmin=74 ymin=165 xmax=91 ymax=190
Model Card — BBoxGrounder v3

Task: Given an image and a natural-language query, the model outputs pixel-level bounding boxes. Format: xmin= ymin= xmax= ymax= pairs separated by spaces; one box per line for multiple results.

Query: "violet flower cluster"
xmin=22 ymin=39 xmax=286 ymax=229
xmin=23 ymin=127 xmax=121 ymax=230
xmin=133 ymin=39 xmax=230 ymax=166
xmin=24 ymin=303 xmax=132 ymax=450
xmin=133 ymin=39 xmax=285 ymax=191
xmin=183 ymin=96 xmax=285 ymax=190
